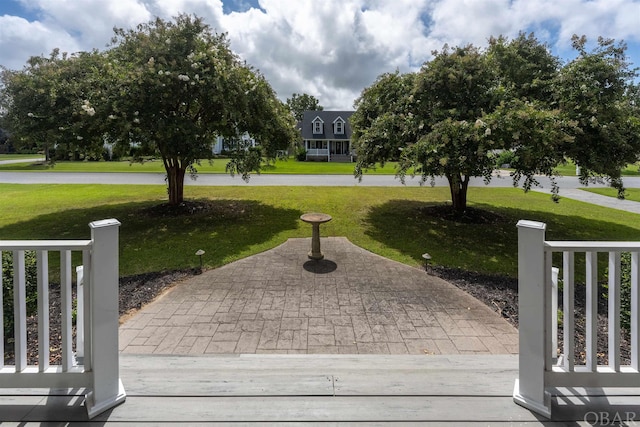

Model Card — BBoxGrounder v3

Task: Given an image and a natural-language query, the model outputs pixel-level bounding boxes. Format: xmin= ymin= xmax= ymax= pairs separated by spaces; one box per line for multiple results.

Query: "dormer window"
xmin=333 ymin=117 xmax=345 ymax=135
xmin=312 ymin=117 xmax=324 ymax=134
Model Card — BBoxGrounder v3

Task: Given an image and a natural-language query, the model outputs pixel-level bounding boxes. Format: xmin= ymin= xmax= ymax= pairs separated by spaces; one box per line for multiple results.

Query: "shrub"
xmin=294 ymin=145 xmax=307 ymax=161
xmin=494 ymin=150 xmax=515 ymax=168
xmin=2 ymin=251 xmax=38 ymax=336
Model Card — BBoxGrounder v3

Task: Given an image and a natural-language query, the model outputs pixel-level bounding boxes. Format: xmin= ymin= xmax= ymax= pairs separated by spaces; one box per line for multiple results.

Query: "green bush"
xmin=494 ymin=150 xmax=515 ymax=168
xmin=294 ymin=145 xmax=307 ymax=161
xmin=2 ymin=251 xmax=38 ymax=336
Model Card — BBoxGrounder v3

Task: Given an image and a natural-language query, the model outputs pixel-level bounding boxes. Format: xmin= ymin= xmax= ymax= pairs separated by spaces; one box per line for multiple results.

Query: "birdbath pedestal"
xmin=300 ymin=213 xmax=332 ymax=260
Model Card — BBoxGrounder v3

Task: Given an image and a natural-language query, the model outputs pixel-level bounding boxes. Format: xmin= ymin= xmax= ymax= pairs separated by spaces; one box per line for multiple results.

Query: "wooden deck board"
xmin=0 ymin=354 xmax=639 ymax=425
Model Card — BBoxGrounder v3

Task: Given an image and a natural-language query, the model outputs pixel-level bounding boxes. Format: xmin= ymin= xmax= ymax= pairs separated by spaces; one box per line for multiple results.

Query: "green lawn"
xmin=0 ymin=157 xmax=399 ymax=175
xmin=583 ymin=187 xmax=640 ymax=202
xmin=2 ymin=184 xmax=639 ymax=279
xmin=4 ymin=155 xmax=640 ymax=177
xmin=553 ymin=160 xmax=640 ymax=177
xmin=0 ymin=154 xmax=44 ymax=161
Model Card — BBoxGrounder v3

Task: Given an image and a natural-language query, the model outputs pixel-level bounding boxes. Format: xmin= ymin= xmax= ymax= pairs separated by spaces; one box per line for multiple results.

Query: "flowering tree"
xmin=554 ymin=36 xmax=640 ymax=197
xmin=0 ymin=49 xmax=105 ymax=160
xmin=104 ymin=15 xmax=296 ymax=205
xmin=354 ymin=45 xmax=504 ymax=213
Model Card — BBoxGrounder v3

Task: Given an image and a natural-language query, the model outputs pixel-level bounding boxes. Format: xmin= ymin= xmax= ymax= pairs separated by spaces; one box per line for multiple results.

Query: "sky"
xmin=0 ymin=0 xmax=638 ymax=110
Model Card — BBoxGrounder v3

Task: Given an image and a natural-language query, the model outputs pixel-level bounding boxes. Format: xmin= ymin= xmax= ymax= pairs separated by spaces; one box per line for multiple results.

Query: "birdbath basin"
xmin=300 ymin=213 xmax=332 ymax=260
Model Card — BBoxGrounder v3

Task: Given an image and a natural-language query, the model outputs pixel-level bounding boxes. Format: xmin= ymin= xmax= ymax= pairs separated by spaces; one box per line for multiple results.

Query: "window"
xmin=313 ymin=120 xmax=323 ymax=134
xmin=333 ymin=117 xmax=345 ymax=135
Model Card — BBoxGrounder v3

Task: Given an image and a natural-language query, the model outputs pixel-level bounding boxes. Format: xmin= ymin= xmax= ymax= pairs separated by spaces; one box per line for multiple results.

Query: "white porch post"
xmin=513 ymin=220 xmax=551 ymax=417
xmin=85 ymin=219 xmax=126 ymax=418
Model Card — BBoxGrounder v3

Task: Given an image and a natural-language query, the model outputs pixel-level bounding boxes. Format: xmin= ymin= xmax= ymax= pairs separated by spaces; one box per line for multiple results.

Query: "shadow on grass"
xmin=0 ymin=198 xmax=302 ymax=275
xmin=364 ymin=200 xmax=640 ymax=277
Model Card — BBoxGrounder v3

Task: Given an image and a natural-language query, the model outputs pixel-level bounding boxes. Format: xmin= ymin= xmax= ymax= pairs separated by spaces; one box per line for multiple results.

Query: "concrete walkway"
xmin=536 ymin=188 xmax=640 ymax=214
xmin=119 ymin=237 xmax=518 ymax=355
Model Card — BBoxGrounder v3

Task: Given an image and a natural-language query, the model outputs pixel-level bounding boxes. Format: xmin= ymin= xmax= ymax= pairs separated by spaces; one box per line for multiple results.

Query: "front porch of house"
xmin=304 ymin=139 xmax=354 ymax=162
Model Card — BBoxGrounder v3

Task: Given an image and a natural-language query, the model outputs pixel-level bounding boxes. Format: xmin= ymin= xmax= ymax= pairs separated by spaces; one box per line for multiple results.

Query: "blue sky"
xmin=1 ymin=0 xmax=638 ymax=110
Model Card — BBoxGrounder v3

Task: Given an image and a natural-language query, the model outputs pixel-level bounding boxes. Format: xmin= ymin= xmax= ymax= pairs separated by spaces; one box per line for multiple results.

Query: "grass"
xmin=0 ymin=154 xmax=44 ymax=161
xmin=583 ymin=187 xmax=640 ymax=202
xmin=0 ymin=157 xmax=399 ymax=175
xmin=2 ymin=184 xmax=640 ymax=279
xmin=4 ymin=154 xmax=640 ymax=177
xmin=533 ymin=160 xmax=640 ymax=177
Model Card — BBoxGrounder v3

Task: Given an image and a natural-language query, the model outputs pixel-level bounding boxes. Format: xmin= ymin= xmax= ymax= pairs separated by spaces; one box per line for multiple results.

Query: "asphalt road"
xmin=1 ymin=169 xmax=637 ymax=188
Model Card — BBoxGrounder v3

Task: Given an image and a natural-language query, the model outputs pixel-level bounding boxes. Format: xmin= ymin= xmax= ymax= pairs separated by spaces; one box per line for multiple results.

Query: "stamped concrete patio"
xmin=119 ymin=237 xmax=518 ymax=356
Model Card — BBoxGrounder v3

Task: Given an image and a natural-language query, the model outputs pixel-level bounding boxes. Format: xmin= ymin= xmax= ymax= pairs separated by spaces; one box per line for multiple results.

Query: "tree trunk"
xmin=166 ymin=164 xmax=186 ymax=206
xmin=447 ymin=174 xmax=469 ymax=214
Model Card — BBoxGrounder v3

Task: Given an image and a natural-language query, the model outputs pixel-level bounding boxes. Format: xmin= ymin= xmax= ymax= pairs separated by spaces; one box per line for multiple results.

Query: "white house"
xmin=212 ymin=133 xmax=257 ymax=155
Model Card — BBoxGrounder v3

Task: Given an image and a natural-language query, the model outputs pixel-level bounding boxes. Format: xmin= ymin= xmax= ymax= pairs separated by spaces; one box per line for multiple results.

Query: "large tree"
xmin=354 ymin=44 xmax=510 ymax=212
xmin=286 ymin=93 xmax=323 ymax=121
xmin=103 ymin=15 xmax=296 ymax=204
xmin=352 ymin=71 xmax=416 ymax=174
xmin=353 ymin=34 xmax=638 ymax=213
xmin=0 ymin=49 xmax=106 ymax=161
xmin=554 ymin=36 xmax=640 ymax=196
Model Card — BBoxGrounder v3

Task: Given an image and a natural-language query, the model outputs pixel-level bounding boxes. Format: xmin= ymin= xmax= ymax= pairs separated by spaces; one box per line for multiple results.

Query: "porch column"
xmin=513 ymin=220 xmax=551 ymax=418
xmin=85 ymin=219 xmax=126 ymax=418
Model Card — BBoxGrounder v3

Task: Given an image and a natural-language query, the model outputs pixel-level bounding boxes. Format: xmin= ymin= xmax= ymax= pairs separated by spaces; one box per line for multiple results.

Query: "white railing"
xmin=0 ymin=219 xmax=125 ymax=418
xmin=306 ymin=148 xmax=330 ymax=160
xmin=514 ymin=220 xmax=640 ymax=418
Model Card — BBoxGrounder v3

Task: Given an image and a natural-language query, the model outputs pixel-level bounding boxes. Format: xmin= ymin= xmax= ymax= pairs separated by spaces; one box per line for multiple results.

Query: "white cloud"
xmin=0 ymin=15 xmax=79 ymax=69
xmin=1 ymin=0 xmax=638 ymax=109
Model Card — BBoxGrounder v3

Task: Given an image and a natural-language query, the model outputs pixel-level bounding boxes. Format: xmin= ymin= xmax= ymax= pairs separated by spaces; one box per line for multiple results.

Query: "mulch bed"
xmin=3 ymin=269 xmax=196 ymax=366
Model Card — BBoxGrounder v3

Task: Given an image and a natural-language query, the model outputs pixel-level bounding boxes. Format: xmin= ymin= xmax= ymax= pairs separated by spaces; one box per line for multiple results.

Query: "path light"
xmin=422 ymin=253 xmax=432 ymax=273
xmin=195 ymin=249 xmax=205 ymax=273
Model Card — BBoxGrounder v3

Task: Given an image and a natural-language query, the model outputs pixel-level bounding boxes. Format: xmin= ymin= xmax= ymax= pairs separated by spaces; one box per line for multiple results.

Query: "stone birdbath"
xmin=300 ymin=213 xmax=332 ymax=260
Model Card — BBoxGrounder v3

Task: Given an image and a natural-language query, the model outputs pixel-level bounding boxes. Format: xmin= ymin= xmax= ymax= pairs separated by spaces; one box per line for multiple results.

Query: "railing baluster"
xmin=545 ymin=251 xmax=553 ymax=370
xmin=82 ymin=250 xmax=92 ymax=371
xmin=13 ymin=250 xmax=27 ymax=372
xmin=76 ymin=265 xmax=84 ymax=360
xmin=586 ymin=251 xmax=598 ymax=371
xmin=37 ymin=250 xmax=49 ymax=371
xmin=551 ymin=266 xmax=558 ymax=361
xmin=632 ymin=252 xmax=640 ymax=370
xmin=608 ymin=251 xmax=621 ymax=371
xmin=563 ymin=251 xmax=575 ymax=371
xmin=61 ymin=250 xmax=73 ymax=371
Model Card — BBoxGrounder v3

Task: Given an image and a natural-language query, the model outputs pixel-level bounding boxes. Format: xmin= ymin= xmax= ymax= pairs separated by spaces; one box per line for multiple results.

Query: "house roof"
xmin=300 ymin=110 xmax=354 ymax=140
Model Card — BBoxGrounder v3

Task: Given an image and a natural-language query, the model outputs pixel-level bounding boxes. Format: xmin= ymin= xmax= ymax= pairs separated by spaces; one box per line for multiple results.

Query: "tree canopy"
xmin=0 ymin=49 xmax=106 ymax=161
xmin=286 ymin=93 xmax=323 ymax=121
xmin=0 ymin=14 xmax=296 ymax=205
xmin=352 ymin=33 xmax=640 ymax=213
